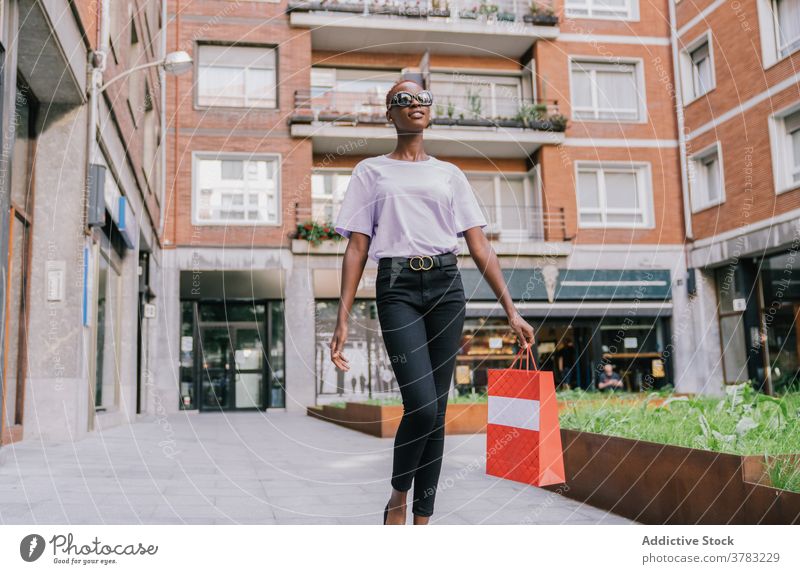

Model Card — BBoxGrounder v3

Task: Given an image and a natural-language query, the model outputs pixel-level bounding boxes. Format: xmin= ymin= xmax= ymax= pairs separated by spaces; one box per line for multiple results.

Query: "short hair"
xmin=385 ymin=79 xmax=424 ymax=107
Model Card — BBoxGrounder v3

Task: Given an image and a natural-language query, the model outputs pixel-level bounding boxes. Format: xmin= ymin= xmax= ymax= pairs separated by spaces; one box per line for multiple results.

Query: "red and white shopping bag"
xmin=485 ymin=344 xmax=565 ymax=487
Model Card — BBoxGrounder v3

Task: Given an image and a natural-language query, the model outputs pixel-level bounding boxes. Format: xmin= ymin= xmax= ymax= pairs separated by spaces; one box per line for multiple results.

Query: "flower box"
xmin=544 ymin=429 xmax=800 ymax=524
xmin=307 ymin=401 xmax=489 ymax=437
xmin=523 ymin=13 xmax=559 ymax=25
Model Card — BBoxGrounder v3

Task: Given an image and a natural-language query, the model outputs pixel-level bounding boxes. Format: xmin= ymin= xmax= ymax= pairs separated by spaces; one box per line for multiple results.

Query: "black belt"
xmin=378 ymin=252 xmax=457 ymax=271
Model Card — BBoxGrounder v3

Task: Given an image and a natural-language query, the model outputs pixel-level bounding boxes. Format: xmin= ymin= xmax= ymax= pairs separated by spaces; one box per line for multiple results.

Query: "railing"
xmin=290 ymin=88 xmax=566 ymax=131
xmin=286 ymin=0 xmax=559 ymax=25
xmin=294 ymin=202 xmax=572 ymax=242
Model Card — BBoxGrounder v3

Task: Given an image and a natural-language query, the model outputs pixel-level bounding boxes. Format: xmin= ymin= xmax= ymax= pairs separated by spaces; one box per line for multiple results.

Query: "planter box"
xmin=432 ymin=117 xmax=457 ymax=126
xmin=493 ymin=118 xmax=525 ymax=128
xmin=307 ymin=401 xmax=488 ymax=438
xmin=306 ymin=397 xmax=647 ymax=438
xmin=523 ymin=13 xmax=559 ymax=25
xmin=291 ymin=238 xmax=344 ymax=254
xmin=543 ymin=429 xmax=800 ymax=524
xmin=288 ymin=113 xmax=314 ymax=124
xmin=457 ymin=118 xmax=494 ymax=127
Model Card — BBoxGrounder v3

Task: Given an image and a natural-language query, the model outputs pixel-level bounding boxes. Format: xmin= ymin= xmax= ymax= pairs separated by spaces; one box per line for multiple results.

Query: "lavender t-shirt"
xmin=333 ymin=154 xmax=488 ymax=263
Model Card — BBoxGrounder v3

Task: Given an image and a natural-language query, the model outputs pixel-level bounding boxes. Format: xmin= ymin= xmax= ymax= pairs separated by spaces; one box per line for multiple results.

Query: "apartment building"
xmin=0 ymin=0 xmax=167 ymax=446
xmin=675 ymin=0 xmax=800 ymax=394
xmin=160 ymin=0 xmax=702 ymax=415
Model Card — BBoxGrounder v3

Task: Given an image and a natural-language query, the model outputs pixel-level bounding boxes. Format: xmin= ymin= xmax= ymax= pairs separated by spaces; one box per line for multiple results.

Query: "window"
xmin=564 ymin=0 xmax=638 ymax=20
xmin=312 ymin=170 xmax=353 ymax=222
xmin=193 ymin=153 xmax=280 ymax=225
xmin=688 ymin=144 xmax=725 ymax=211
xmin=430 ymin=72 xmax=523 ymax=120
xmin=680 ymin=33 xmax=715 ymax=102
xmin=570 ymin=60 xmax=643 ymax=122
xmin=197 ymin=44 xmax=277 ymax=108
xmin=758 ymin=0 xmax=800 ymax=66
xmin=575 ymin=163 xmax=653 ymax=228
xmin=770 ymin=106 xmax=800 ymax=193
xmin=774 ymin=0 xmax=800 ymax=58
xmin=310 ymin=67 xmax=397 ymax=116
xmin=464 ymin=172 xmax=540 ymax=240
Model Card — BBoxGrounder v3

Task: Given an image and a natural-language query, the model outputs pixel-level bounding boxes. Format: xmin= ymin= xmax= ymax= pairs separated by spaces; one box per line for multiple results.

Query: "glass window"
xmin=193 ymin=154 xmax=280 ymax=225
xmin=575 ymin=163 xmax=651 ymax=227
xmin=775 ymin=108 xmax=800 ymax=191
xmin=312 ymin=170 xmax=352 ymax=223
xmin=269 ymin=302 xmax=286 ymax=408
xmin=430 ymin=72 xmax=523 ymax=119
xmin=774 ymin=0 xmax=800 ymax=58
xmin=570 ymin=60 xmax=641 ymax=121
xmin=315 ymin=300 xmax=393 ymax=400
xmin=95 ymin=250 xmax=121 ymax=411
xmin=690 ymin=41 xmax=713 ymax=97
xmin=715 ymin=266 xmax=751 ymax=385
xmin=689 ymin=145 xmax=724 ymax=211
xmin=565 ymin=0 xmax=634 ymax=19
xmin=197 ymin=44 xmax=277 ymax=108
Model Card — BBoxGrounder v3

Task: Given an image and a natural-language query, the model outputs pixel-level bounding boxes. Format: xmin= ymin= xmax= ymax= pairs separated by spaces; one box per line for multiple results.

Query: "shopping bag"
xmin=485 ymin=344 xmax=565 ymax=487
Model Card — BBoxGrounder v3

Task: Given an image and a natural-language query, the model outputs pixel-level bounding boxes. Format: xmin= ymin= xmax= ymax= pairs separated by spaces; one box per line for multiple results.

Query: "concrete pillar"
xmin=23 ymin=103 xmax=90 ymax=441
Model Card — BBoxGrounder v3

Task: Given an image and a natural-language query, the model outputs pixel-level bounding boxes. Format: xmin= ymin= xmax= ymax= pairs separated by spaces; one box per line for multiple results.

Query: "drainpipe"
xmin=668 ymin=0 xmax=693 ymax=242
xmin=158 ymin=0 xmax=168 ymax=239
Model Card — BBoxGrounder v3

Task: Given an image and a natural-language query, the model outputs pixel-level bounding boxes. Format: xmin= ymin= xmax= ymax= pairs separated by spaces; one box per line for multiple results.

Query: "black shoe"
xmin=383 ymin=502 xmax=389 ymax=525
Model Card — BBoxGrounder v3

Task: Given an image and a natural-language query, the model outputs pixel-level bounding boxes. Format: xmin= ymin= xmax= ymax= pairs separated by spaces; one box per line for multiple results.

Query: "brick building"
xmin=0 ymin=0 xmax=168 ymax=446
xmin=675 ymin=0 xmax=800 ymax=394
xmin=160 ymin=0 xmax=705 ymax=415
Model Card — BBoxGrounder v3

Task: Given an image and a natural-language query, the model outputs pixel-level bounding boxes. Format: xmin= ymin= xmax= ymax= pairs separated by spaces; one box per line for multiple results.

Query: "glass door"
xmin=199 ymin=327 xmax=233 ymax=410
xmin=233 ymin=327 xmax=264 ymax=408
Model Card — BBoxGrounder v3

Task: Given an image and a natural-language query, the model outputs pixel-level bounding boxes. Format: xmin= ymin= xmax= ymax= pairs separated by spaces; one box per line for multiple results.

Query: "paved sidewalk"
xmin=0 ymin=411 xmax=634 ymax=525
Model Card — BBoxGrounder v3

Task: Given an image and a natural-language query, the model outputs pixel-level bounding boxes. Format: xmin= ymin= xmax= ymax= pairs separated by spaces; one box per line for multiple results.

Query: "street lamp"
xmin=85 ymin=50 xmax=192 ymax=229
xmin=97 ymin=50 xmax=193 ymax=93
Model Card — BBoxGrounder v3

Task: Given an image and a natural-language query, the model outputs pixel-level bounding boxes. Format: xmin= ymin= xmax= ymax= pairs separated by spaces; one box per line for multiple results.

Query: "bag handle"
xmin=507 ymin=341 xmax=538 ymax=371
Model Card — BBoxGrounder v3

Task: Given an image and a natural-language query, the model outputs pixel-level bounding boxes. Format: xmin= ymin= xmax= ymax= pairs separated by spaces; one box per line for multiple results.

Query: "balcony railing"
xmin=286 ymin=1 xmax=559 ymax=26
xmin=290 ymin=88 xmax=567 ymax=132
xmin=294 ymin=203 xmax=572 ymax=242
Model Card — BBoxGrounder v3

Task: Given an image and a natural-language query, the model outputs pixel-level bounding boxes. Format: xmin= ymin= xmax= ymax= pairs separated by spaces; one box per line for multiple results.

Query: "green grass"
xmin=558 ymin=383 xmax=800 ymax=492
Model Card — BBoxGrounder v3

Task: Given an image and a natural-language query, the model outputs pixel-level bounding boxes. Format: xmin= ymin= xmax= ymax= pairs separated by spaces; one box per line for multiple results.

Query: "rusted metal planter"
xmin=307 ymin=401 xmax=488 ymax=438
xmin=543 ymin=429 xmax=800 ymax=524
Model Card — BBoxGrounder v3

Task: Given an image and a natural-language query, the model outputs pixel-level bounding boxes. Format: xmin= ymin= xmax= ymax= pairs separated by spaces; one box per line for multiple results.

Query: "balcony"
xmin=286 ymin=1 xmax=559 ymax=58
xmin=289 ymin=88 xmax=566 ymax=158
xmin=291 ymin=202 xmax=573 ymax=256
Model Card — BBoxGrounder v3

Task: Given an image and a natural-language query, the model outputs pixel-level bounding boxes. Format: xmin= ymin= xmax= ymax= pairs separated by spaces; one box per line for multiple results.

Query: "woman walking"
xmin=329 ymin=80 xmax=535 ymax=525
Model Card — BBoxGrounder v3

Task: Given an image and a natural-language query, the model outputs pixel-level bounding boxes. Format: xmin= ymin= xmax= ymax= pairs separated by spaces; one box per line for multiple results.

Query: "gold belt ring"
xmin=409 ymin=255 xmax=434 ymax=271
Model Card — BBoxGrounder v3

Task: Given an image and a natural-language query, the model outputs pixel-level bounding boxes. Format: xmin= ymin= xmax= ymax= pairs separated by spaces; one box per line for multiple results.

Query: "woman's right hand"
xmin=330 ymin=322 xmax=350 ymax=371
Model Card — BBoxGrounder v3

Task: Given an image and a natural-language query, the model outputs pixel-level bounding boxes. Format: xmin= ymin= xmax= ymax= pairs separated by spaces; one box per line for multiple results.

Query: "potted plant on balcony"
xmin=492 ymin=115 xmax=524 ymax=128
xmin=432 ymin=99 xmax=458 ymax=125
xmin=293 ymin=220 xmax=343 ymax=246
xmin=369 ymin=0 xmax=398 ymax=15
xmin=531 ymin=113 xmax=568 ymax=132
xmin=496 ymin=9 xmax=516 ymax=22
xmin=431 ymin=101 xmax=456 ymax=126
xmin=457 ymin=88 xmax=493 ymax=127
xmin=459 ymin=5 xmax=479 ymax=19
xmin=399 ymin=0 xmax=426 ymax=18
xmin=523 ymin=2 xmax=559 ymax=25
xmin=322 ymin=0 xmax=366 ymax=14
xmin=429 ymin=0 xmax=450 ymax=17
xmin=477 ymin=0 xmax=499 ymax=21
xmin=286 ymin=1 xmax=320 ymax=13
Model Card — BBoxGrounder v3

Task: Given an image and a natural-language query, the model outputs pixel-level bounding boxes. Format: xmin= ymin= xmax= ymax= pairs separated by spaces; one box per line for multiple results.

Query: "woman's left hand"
xmin=508 ymin=311 xmax=535 ymax=349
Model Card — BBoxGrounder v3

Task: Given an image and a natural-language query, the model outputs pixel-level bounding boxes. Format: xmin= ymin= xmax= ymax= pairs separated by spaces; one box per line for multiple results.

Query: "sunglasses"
xmin=387 ymin=90 xmax=434 ymax=108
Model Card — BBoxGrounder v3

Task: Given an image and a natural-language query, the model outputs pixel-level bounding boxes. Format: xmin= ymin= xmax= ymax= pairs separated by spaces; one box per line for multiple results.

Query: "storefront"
xmin=713 ymin=245 xmax=800 ymax=394
xmin=178 ymin=270 xmax=286 ymax=410
xmin=313 ymin=266 xmax=674 ymax=402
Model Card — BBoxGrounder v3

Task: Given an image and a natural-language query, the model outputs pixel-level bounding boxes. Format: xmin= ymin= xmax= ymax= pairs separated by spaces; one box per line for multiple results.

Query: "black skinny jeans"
xmin=375 ymin=254 xmax=466 ymax=517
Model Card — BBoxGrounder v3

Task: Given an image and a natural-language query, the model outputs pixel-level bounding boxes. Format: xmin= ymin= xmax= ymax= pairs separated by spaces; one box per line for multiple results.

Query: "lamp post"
xmin=85 ymin=50 xmax=192 ymax=232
